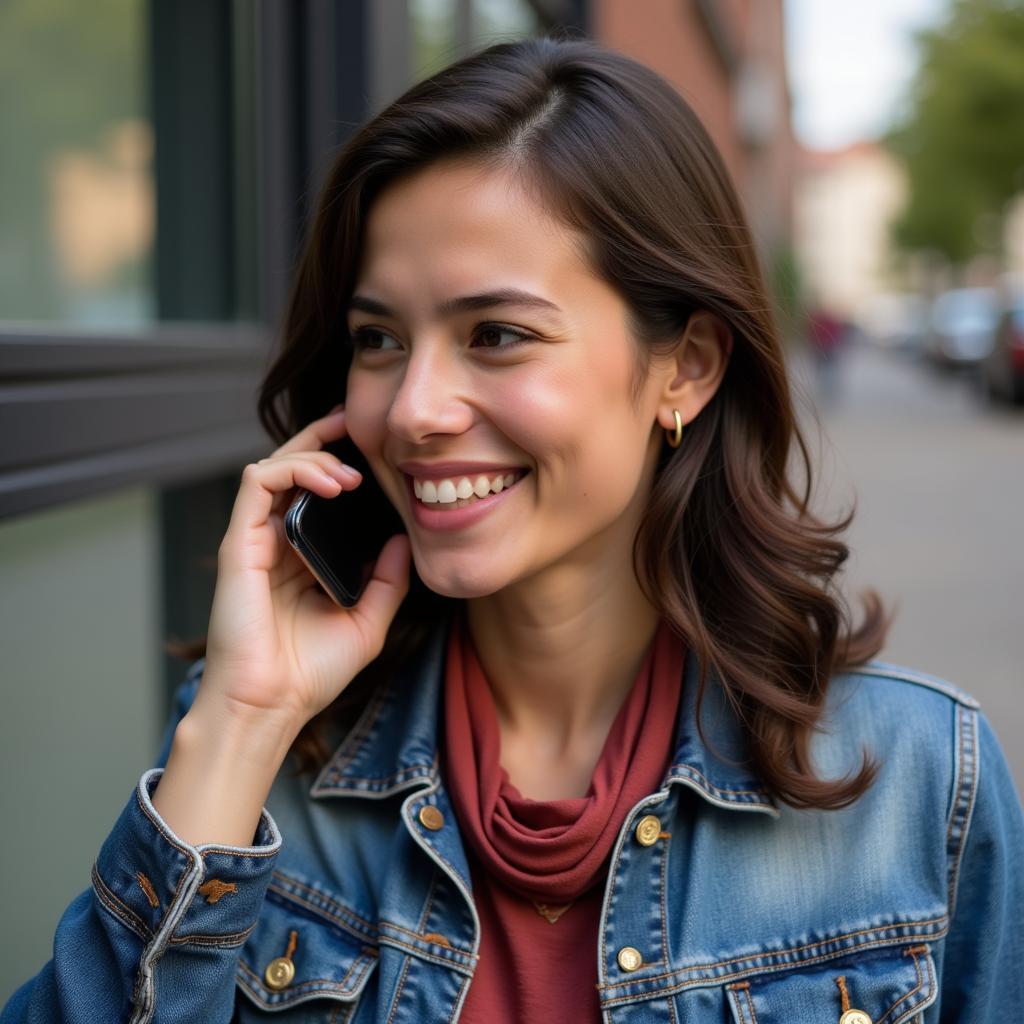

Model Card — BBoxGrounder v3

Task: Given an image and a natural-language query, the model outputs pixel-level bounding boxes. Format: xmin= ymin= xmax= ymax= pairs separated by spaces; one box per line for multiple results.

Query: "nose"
xmin=385 ymin=341 xmax=474 ymax=443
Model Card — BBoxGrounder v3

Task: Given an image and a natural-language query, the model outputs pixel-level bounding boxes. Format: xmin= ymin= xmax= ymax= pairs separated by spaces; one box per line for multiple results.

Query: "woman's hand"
xmin=195 ymin=405 xmax=411 ymax=736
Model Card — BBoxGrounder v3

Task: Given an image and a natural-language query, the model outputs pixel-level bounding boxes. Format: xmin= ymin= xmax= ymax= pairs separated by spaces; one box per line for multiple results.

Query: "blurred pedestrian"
xmin=806 ymin=304 xmax=849 ymax=406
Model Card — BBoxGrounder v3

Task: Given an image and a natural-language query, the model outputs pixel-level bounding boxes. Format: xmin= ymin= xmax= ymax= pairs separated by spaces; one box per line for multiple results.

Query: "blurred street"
xmin=790 ymin=339 xmax=1024 ymax=791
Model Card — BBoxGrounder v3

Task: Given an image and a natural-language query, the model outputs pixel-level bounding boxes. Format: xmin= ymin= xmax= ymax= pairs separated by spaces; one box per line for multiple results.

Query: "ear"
xmin=655 ymin=310 xmax=733 ymax=433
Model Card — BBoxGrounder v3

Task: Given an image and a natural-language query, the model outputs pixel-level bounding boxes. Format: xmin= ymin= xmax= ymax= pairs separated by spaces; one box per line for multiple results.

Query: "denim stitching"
xmin=317 ymin=688 xmax=391 ymax=785
xmin=664 ymin=764 xmax=773 ymax=800
xmin=667 ymin=990 xmax=679 ymax=1024
xmin=384 ymin=955 xmax=412 ymax=1024
xmin=329 ymin=1003 xmax=354 ymax=1024
xmin=379 ymin=933 xmax=476 ymax=972
xmin=236 ymin=976 xmax=365 ymax=1015
xmin=417 ymin=870 xmax=439 ymax=932
xmin=403 ymin=801 xmax=474 ymax=899
xmin=319 ymin=764 xmax=436 ymax=789
xmin=127 ymin=837 xmax=206 ymax=1024
xmin=198 ymin=837 xmax=277 ymax=859
xmin=265 ymin=884 xmax=373 ymax=946
xmin=740 ymin=984 xmax=758 ymax=1023
xmin=268 ymin=876 xmax=378 ymax=941
xmin=599 ymin=932 xmax=948 ymax=1007
xmin=91 ymin=864 xmax=151 ymax=940
xmin=598 ymin=913 xmax=948 ymax=991
xmin=597 ymin=790 xmax=674 ymax=984
xmin=400 ymin=784 xmax=483 ymax=968
xmin=726 ymin=983 xmax=750 ymax=1024
xmin=448 ymin=974 xmax=471 ymax=1024
xmin=877 ymin=944 xmax=927 ymax=1024
xmin=140 ymin=778 xmax=281 ymax=862
xmin=889 ymin=946 xmax=934 ymax=1024
xmin=659 ymin=827 xmax=670 ymax=968
xmin=237 ymin=949 xmax=376 ymax=1001
xmin=943 ymin=705 xmax=968 ymax=874
xmin=447 ymin=976 xmax=471 ymax=1024
xmin=166 ymin=921 xmax=257 ymax=946
xmin=239 ymin=949 xmax=374 ymax=993
xmin=945 ymin=706 xmax=979 ymax=917
xmin=382 ymin=919 xmax=476 ymax=960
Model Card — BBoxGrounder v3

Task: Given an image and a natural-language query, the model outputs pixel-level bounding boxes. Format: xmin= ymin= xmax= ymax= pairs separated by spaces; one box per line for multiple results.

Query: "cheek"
xmin=343 ymin=372 xmax=389 ymax=454
xmin=499 ymin=359 xmax=636 ymax=471
xmin=491 ymin=366 xmax=587 ymax=451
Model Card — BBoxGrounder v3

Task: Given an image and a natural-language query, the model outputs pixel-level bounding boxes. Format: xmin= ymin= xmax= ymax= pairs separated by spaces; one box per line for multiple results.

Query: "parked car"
xmin=924 ymin=287 xmax=999 ymax=368
xmin=981 ymin=293 xmax=1024 ymax=404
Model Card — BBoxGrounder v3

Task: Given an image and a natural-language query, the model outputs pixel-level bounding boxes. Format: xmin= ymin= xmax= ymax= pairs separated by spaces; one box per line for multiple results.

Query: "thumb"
xmin=347 ymin=533 xmax=412 ymax=655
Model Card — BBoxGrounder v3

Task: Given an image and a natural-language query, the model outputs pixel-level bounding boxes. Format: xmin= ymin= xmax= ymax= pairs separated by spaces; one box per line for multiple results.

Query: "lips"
xmin=404 ymin=468 xmax=529 ymax=530
xmin=396 ymin=459 xmax=528 ymax=478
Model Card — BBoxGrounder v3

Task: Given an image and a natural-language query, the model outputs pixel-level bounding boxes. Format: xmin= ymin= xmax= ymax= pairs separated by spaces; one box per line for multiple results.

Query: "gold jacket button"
xmin=616 ymin=946 xmax=643 ymax=972
xmin=418 ymin=805 xmax=445 ymax=831
xmin=840 ymin=1012 xmax=873 ymax=1024
xmin=634 ymin=815 xmax=662 ymax=846
xmin=264 ymin=956 xmax=296 ymax=990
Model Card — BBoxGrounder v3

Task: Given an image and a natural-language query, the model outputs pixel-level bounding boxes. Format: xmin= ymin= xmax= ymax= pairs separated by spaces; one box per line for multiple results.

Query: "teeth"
xmin=414 ymin=470 xmax=524 ymax=504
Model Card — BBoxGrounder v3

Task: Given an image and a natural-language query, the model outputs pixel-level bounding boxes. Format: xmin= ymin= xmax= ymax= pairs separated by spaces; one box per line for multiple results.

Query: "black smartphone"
xmin=284 ymin=435 xmax=407 ymax=608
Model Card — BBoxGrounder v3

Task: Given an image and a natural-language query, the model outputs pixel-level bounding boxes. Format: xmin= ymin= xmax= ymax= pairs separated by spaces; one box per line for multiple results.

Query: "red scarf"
xmin=443 ymin=608 xmax=686 ymax=1021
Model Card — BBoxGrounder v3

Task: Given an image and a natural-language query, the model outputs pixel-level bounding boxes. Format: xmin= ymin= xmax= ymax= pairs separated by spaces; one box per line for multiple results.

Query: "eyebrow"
xmin=345 ymin=287 xmax=565 ymax=320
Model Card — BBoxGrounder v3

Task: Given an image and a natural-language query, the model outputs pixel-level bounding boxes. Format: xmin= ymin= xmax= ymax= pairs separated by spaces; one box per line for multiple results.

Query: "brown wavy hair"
xmin=167 ymin=34 xmax=893 ymax=811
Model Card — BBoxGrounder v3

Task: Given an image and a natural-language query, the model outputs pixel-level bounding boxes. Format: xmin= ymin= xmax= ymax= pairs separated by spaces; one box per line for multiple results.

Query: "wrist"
xmin=185 ymin=688 xmax=305 ymax=758
xmin=153 ymin=706 xmax=299 ymax=848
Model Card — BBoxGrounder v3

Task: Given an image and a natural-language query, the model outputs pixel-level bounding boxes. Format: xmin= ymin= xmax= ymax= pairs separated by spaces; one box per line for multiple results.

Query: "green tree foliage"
xmin=885 ymin=0 xmax=1024 ymax=263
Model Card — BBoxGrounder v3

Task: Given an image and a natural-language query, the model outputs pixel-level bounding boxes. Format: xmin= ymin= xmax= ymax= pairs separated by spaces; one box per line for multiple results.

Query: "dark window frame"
xmin=0 ymin=1 xmax=372 ymax=523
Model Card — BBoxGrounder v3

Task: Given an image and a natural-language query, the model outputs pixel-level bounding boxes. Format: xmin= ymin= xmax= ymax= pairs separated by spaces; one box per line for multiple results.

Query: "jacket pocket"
xmin=233 ymin=879 xmax=378 ymax=1021
xmin=724 ymin=942 xmax=936 ymax=1024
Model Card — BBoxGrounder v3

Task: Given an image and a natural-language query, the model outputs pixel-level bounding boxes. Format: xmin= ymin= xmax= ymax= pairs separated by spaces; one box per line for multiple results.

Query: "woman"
xmin=4 ymin=35 xmax=1021 ymax=1024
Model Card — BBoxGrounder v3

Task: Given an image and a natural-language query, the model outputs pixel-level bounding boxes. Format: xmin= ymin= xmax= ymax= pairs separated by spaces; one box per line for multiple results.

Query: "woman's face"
xmin=343 ymin=159 xmax=678 ymax=599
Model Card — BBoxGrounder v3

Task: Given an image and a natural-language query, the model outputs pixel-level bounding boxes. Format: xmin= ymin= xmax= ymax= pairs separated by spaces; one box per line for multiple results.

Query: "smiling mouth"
xmin=407 ymin=469 xmax=530 ymax=510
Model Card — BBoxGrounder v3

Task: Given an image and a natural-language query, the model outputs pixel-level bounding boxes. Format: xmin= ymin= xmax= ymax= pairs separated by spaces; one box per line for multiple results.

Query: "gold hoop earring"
xmin=665 ymin=409 xmax=684 ymax=448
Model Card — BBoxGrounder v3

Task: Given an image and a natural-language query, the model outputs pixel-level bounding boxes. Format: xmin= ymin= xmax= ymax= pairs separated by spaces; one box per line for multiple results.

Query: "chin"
xmin=412 ymin=554 xmax=510 ymax=600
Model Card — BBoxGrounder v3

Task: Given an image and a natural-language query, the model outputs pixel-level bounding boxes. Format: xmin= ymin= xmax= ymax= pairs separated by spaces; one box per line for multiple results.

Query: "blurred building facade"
xmin=597 ymin=0 xmax=794 ymax=261
xmin=794 ymin=140 xmax=908 ymax=319
xmin=0 ymin=0 xmax=794 ymax=1001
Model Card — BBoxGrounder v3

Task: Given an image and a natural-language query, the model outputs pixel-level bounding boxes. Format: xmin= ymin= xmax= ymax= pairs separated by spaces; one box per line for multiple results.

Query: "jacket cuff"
xmin=94 ymin=767 xmax=282 ymax=944
xmin=93 ymin=768 xmax=282 ymax=1020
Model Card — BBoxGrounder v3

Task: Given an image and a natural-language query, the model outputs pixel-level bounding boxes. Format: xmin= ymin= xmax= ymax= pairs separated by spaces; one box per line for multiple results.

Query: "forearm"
xmin=152 ymin=702 xmax=299 ymax=847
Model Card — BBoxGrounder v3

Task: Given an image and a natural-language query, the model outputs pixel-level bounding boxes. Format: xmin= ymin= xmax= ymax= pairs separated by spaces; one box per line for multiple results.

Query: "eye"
xmin=349 ymin=323 xmax=534 ymax=352
xmin=471 ymin=323 xmax=534 ymax=350
xmin=349 ymin=327 xmax=399 ymax=351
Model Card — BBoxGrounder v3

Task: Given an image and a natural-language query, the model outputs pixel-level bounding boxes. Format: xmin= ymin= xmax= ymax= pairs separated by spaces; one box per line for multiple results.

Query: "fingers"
xmin=226 ymin=456 xmax=358 ymax=541
xmin=346 ymin=534 xmax=412 ymax=657
xmin=272 ymin=405 xmax=349 ymax=458
xmin=257 ymin=449 xmax=362 ymax=484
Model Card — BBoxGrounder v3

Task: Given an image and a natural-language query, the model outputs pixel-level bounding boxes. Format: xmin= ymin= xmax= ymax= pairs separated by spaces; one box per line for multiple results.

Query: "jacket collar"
xmin=310 ymin=607 xmax=779 ymax=817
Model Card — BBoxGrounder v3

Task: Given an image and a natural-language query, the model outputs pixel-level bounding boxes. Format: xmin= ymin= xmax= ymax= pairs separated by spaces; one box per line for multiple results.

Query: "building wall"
xmin=0 ymin=486 xmax=162 ymax=1002
xmin=593 ymin=0 xmax=739 ymax=174
xmin=592 ymin=0 xmax=794 ymax=257
xmin=794 ymin=143 xmax=908 ymax=317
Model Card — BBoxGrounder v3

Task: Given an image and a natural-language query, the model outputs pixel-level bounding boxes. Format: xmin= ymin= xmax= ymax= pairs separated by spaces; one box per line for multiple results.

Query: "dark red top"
xmin=443 ymin=609 xmax=686 ymax=1021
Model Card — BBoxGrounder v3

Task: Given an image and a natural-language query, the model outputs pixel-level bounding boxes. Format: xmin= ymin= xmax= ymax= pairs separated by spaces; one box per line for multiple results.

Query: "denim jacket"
xmin=4 ymin=610 xmax=1023 ymax=1023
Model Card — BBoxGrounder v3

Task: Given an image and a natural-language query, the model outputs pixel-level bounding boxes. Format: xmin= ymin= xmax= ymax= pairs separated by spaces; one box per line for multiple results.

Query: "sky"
xmin=784 ymin=0 xmax=951 ymax=151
